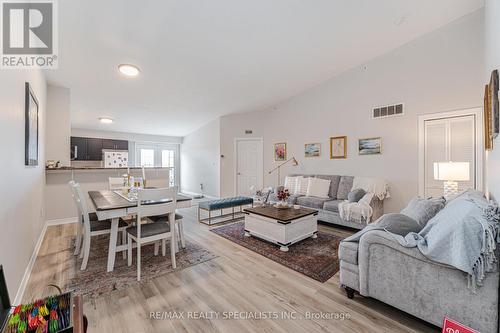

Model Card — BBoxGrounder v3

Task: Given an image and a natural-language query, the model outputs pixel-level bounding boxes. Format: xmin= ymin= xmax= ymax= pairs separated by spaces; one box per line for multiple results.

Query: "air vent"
xmin=373 ymin=103 xmax=404 ymax=119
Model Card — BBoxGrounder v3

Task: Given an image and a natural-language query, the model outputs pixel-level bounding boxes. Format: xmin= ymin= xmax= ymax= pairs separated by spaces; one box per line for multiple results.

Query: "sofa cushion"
xmin=323 ymin=200 xmax=343 ymax=213
xmin=296 ymin=177 xmax=309 ymax=195
xmin=306 ymin=177 xmax=331 ymax=198
xmin=315 ymin=175 xmax=341 ymax=199
xmin=284 ymin=176 xmax=302 ymax=194
xmin=337 ymin=176 xmax=354 ymax=200
xmin=400 ymin=196 xmax=446 ymax=227
xmin=339 ymin=241 xmax=359 ymax=265
xmin=348 ymin=188 xmax=366 ymax=202
xmin=296 ymin=196 xmax=332 ymax=209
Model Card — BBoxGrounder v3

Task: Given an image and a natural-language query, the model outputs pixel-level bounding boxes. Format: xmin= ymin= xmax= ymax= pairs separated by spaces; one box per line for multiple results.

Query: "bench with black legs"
xmin=198 ymin=197 xmax=254 ymax=225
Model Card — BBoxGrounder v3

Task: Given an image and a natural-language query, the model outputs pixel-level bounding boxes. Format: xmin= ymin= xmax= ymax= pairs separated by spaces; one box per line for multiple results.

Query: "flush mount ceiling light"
xmin=118 ymin=64 xmax=140 ymax=77
xmin=99 ymin=117 xmax=113 ymax=124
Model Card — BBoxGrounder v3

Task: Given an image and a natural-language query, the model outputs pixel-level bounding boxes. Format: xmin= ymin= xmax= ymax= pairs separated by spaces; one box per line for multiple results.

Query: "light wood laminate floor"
xmin=23 ymin=205 xmax=438 ymax=333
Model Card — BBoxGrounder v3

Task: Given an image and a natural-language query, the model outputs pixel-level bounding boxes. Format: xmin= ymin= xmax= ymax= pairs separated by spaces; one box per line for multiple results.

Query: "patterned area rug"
xmin=68 ymin=234 xmax=217 ymax=298
xmin=211 ymin=221 xmax=343 ymax=282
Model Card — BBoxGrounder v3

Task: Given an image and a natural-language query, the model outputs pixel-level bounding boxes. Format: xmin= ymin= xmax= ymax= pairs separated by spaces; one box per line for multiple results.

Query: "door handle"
xmin=237 ymin=172 xmax=242 ymax=175
xmin=74 ymin=146 xmax=77 ymax=159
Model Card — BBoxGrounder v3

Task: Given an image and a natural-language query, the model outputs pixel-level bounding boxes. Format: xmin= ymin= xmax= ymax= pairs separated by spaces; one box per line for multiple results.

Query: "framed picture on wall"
xmin=330 ymin=136 xmax=347 ymax=159
xmin=304 ymin=143 xmax=320 ymax=157
xmin=274 ymin=142 xmax=286 ymax=161
xmin=489 ymin=69 xmax=499 ymax=139
xmin=485 ymin=84 xmax=493 ymax=150
xmin=358 ymin=137 xmax=382 ymax=155
xmin=25 ymin=82 xmax=39 ymax=166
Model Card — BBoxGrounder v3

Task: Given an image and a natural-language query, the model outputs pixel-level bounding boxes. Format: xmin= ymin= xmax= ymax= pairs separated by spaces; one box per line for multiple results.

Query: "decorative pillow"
xmin=284 ymin=176 xmax=301 ymax=194
xmin=373 ymin=213 xmax=424 ymax=235
xmin=306 ymin=178 xmax=331 ymax=198
xmin=295 ymin=177 xmax=309 ymax=196
xmin=348 ymin=188 xmax=366 ymax=202
xmin=400 ymin=196 xmax=446 ymax=227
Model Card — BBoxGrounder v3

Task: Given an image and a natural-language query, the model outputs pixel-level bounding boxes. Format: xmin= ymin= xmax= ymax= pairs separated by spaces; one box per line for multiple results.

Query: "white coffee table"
xmin=243 ymin=206 xmax=318 ymax=252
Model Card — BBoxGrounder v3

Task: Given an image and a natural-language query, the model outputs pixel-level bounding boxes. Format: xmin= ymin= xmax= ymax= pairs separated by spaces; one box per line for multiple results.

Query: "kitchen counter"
xmin=46 ymin=166 xmax=171 ymax=172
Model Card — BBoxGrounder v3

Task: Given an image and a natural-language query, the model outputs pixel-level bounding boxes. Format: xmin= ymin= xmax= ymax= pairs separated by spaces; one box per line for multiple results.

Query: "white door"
xmin=236 ymin=139 xmax=263 ymax=196
xmin=423 ymin=115 xmax=476 ymax=197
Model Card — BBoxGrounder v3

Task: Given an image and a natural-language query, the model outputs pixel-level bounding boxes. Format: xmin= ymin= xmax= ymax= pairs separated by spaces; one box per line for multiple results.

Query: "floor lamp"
xmin=268 ymin=157 xmax=299 ymax=186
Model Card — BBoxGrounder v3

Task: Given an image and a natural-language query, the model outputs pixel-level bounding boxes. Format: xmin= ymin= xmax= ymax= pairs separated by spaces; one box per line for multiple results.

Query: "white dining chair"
xmin=68 ymin=180 xmax=83 ymax=256
xmin=108 ymin=177 xmax=125 ymax=190
xmin=148 ymin=213 xmax=186 ymax=250
xmin=70 ymin=181 xmax=129 ymax=270
xmin=127 ymin=187 xmax=178 ymax=281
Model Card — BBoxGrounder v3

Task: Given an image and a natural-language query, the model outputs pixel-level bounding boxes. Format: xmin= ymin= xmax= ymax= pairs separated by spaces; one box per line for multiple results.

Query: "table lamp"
xmin=433 ymin=161 xmax=470 ymax=198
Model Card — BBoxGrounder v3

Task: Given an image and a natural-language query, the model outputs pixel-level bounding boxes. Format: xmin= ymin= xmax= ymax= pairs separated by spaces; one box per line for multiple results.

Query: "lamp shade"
xmin=433 ymin=162 xmax=470 ymax=181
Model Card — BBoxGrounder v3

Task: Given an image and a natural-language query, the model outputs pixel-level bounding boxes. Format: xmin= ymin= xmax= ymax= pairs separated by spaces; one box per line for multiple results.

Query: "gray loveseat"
xmin=270 ymin=174 xmax=385 ymax=229
xmin=339 ymin=230 xmax=499 ymax=332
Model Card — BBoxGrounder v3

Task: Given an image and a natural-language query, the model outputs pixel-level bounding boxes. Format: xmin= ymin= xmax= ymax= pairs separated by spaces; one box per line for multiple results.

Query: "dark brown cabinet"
xmin=102 ymin=139 xmax=128 ymax=150
xmin=87 ymin=138 xmax=103 ymax=160
xmin=70 ymin=137 xmax=87 ymax=161
xmin=70 ymin=137 xmax=128 ymax=161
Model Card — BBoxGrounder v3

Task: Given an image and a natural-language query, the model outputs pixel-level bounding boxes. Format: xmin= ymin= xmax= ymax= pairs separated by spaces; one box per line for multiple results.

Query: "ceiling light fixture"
xmin=99 ymin=117 xmax=113 ymax=124
xmin=118 ymin=64 xmax=140 ymax=77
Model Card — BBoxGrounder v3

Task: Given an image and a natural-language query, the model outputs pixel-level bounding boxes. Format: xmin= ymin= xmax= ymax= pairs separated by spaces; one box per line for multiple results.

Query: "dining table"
xmin=88 ymin=190 xmax=192 ymax=272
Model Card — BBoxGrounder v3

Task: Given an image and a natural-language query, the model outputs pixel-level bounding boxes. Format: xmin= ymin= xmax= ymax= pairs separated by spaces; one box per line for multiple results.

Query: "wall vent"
xmin=372 ymin=103 xmax=404 ymax=119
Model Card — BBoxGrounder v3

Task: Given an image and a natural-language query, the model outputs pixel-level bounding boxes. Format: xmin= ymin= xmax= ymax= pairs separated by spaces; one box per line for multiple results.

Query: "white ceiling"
xmin=46 ymin=0 xmax=484 ymax=137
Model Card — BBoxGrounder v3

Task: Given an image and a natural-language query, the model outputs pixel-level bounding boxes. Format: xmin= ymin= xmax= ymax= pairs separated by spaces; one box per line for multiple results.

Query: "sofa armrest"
xmin=358 ymin=230 xmax=453 ymax=294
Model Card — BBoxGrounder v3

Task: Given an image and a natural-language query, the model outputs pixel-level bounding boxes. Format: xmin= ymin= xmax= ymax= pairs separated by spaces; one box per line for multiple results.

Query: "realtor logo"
xmin=1 ymin=0 xmax=58 ymax=68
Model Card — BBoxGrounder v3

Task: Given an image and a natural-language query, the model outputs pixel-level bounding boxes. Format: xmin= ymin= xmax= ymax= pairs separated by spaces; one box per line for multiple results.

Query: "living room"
xmin=1 ymin=1 xmax=499 ymax=332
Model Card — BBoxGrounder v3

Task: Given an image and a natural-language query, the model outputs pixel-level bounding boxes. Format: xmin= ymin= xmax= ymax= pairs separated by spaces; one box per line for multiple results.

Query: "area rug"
xmin=68 ymin=234 xmax=217 ymax=298
xmin=210 ymin=221 xmax=343 ymax=282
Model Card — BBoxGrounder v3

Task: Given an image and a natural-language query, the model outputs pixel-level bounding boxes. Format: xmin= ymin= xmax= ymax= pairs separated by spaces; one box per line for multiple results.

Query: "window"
xmin=135 ymin=143 xmax=179 ymax=186
xmin=140 ymin=149 xmax=155 ymax=167
xmin=161 ymin=149 xmax=176 ymax=186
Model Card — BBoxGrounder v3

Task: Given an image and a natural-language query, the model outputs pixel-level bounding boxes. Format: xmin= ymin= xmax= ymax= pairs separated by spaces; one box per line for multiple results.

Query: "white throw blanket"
xmin=339 ymin=192 xmax=374 ymax=224
xmin=352 ymin=177 xmax=390 ymax=200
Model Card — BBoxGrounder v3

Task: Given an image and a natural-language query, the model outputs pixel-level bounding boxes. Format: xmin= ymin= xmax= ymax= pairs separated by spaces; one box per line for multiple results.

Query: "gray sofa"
xmin=270 ymin=174 xmax=385 ymax=229
xmin=339 ymin=230 xmax=499 ymax=332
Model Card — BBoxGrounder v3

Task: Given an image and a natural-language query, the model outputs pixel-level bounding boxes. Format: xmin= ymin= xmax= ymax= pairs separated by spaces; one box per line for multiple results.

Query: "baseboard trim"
xmin=46 ymin=217 xmax=78 ymax=226
xmin=13 ymin=220 xmax=48 ymax=304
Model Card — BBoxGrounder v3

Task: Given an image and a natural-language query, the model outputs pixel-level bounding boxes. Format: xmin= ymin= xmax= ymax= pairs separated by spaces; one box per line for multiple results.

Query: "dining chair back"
xmin=109 ymin=177 xmax=125 ymax=190
xmin=127 ymin=187 xmax=178 ymax=281
xmin=68 ymin=180 xmax=83 ymax=256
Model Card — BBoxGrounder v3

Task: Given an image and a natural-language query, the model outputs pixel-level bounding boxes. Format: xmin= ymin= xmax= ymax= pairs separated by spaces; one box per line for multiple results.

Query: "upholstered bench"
xmin=198 ymin=197 xmax=254 ymax=225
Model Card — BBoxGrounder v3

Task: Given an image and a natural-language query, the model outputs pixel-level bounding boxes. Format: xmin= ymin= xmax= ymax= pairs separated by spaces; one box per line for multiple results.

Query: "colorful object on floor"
xmin=442 ymin=317 xmax=479 ymax=333
xmin=4 ymin=293 xmax=72 ymax=333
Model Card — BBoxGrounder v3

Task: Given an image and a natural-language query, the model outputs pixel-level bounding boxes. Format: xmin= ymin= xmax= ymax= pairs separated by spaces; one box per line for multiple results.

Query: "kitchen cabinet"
xmin=70 ymin=137 xmax=87 ymax=161
xmin=102 ymin=139 xmax=128 ymax=150
xmin=87 ymin=138 xmax=103 ymax=160
xmin=70 ymin=137 xmax=129 ymax=161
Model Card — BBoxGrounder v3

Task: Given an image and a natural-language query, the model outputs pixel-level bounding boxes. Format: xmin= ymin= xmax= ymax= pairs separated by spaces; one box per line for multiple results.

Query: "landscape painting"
xmin=358 ymin=137 xmax=381 ymax=155
xmin=304 ymin=143 xmax=320 ymax=157
xmin=274 ymin=142 xmax=286 ymax=161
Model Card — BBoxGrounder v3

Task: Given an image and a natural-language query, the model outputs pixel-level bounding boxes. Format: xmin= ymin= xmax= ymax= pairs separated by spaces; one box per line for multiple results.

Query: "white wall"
xmin=0 ymin=71 xmax=46 ymax=298
xmin=46 ymin=86 xmax=71 ymax=166
xmin=485 ymin=0 xmax=500 ymax=201
xmin=220 ymin=10 xmax=485 ymax=212
xmin=181 ymin=119 xmax=220 ymax=197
